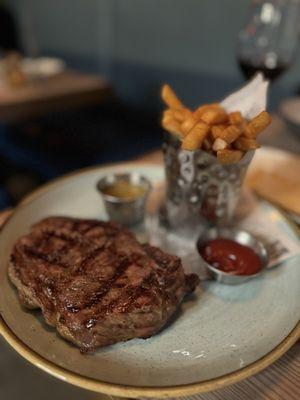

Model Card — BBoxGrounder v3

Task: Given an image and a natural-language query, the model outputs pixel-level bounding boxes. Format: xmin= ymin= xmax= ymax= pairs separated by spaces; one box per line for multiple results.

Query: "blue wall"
xmin=10 ymin=0 xmax=300 ymax=110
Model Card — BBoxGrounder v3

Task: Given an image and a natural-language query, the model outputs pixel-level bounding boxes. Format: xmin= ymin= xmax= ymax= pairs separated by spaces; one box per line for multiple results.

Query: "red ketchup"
xmin=198 ymin=238 xmax=262 ymax=276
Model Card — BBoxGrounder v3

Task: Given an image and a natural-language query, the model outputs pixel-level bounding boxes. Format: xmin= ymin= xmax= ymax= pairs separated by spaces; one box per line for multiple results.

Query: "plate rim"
xmin=0 ymin=315 xmax=299 ymax=398
xmin=0 ymin=161 xmax=299 ymax=398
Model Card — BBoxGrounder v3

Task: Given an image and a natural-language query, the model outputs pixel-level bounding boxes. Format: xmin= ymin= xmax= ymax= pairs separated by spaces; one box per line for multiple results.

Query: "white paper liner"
xmin=221 ymin=73 xmax=269 ymax=119
xmin=145 ymin=197 xmax=300 ymax=280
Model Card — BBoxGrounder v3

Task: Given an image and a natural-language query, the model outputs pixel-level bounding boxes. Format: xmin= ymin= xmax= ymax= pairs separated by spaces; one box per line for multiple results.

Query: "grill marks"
xmin=9 ymin=217 xmax=199 ymax=351
xmin=23 ymin=245 xmax=70 ymax=269
xmin=79 ymin=256 xmax=133 ymax=311
xmin=22 ymin=227 xmax=107 ymax=269
xmin=19 ymin=223 xmax=153 ymax=317
xmin=22 ymin=232 xmax=168 ymax=312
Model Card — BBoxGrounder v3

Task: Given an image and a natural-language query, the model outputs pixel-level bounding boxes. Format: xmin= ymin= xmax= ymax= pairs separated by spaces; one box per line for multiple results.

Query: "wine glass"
xmin=237 ymin=0 xmax=300 ymax=82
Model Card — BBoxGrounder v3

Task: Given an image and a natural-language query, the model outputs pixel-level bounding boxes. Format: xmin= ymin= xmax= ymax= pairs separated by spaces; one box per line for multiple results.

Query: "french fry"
xmin=234 ymin=136 xmax=260 ymax=151
xmin=181 ymin=116 xmax=198 ymax=136
xmin=211 ymin=124 xmax=227 ymax=139
xmin=240 ymin=120 xmax=248 ymax=132
xmin=173 ymin=108 xmax=192 ymax=122
xmin=161 ymin=84 xmax=184 ymax=110
xmin=162 ymin=108 xmax=192 ymax=124
xmin=212 ymin=138 xmax=228 ymax=152
xmin=244 ymin=111 xmax=271 ymax=137
xmin=229 ymin=111 xmax=244 ymax=125
xmin=160 ymin=81 xmax=270 ymax=163
xmin=189 ymin=121 xmax=210 ymax=137
xmin=162 ymin=115 xmax=182 ymax=137
xmin=193 ymin=103 xmax=219 ymax=119
xmin=217 ymin=149 xmax=244 ymax=164
xmin=162 ymin=109 xmax=174 ymax=120
xmin=217 ymin=125 xmax=241 ymax=144
xmin=182 ymin=122 xmax=210 ymax=150
xmin=201 ymin=108 xmax=228 ymax=125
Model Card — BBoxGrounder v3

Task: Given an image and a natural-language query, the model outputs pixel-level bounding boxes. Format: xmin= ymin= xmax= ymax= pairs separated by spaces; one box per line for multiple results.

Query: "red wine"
xmin=238 ymin=58 xmax=288 ymax=81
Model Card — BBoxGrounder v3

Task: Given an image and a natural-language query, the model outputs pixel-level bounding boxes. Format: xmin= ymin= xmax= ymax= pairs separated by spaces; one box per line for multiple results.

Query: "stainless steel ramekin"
xmin=97 ymin=172 xmax=152 ymax=227
xmin=197 ymin=227 xmax=269 ymax=284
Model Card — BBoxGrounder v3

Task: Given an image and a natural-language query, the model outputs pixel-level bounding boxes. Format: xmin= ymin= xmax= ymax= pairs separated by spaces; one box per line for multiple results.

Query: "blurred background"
xmin=1 ymin=1 xmax=300 ymax=399
xmin=0 ymin=0 xmax=300 ymax=209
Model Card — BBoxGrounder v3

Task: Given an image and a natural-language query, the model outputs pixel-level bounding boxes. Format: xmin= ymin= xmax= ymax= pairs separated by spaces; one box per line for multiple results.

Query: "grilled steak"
xmin=9 ymin=217 xmax=199 ymax=352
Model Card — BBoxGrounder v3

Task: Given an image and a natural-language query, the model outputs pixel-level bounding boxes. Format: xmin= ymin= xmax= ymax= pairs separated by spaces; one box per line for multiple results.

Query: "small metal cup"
xmin=96 ymin=173 xmax=152 ymax=227
xmin=197 ymin=228 xmax=269 ymax=284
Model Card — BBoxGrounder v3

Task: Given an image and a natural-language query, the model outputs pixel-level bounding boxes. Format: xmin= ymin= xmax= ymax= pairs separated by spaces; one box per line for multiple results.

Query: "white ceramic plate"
xmin=0 ymin=158 xmax=299 ymax=398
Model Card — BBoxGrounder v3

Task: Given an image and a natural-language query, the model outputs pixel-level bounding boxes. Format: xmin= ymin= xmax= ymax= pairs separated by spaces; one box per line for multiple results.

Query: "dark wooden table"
xmin=0 ymin=70 xmax=113 ymax=122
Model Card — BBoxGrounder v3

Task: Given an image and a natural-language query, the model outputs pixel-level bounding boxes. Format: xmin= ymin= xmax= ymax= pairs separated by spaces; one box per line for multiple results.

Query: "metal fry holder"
xmin=161 ymin=133 xmax=254 ymax=229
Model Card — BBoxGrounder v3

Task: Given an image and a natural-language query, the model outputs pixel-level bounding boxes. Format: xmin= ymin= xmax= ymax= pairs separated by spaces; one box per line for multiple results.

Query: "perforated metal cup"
xmin=162 ymin=133 xmax=254 ymax=228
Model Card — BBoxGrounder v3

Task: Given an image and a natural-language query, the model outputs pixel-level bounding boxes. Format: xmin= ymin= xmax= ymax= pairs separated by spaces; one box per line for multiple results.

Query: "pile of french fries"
xmin=161 ymin=84 xmax=271 ymax=164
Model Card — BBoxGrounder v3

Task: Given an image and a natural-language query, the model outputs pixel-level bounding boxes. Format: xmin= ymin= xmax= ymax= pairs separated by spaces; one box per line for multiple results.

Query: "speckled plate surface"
xmin=0 ymin=158 xmax=299 ymax=398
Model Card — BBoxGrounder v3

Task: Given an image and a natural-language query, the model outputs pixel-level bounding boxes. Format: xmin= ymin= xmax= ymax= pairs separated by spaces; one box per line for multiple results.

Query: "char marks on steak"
xmin=9 ymin=217 xmax=199 ymax=352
